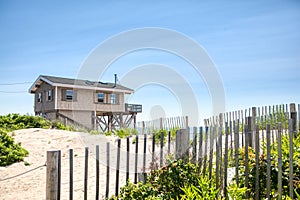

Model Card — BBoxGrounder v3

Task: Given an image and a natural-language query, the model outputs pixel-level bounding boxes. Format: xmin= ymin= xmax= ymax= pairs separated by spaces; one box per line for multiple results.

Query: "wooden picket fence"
xmin=46 ymin=103 xmax=299 ymax=199
xmin=136 ymin=116 xmax=189 ymax=134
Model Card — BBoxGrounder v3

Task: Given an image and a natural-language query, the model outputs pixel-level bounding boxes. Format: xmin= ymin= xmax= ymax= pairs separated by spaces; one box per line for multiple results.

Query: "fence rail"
xmin=46 ymin=103 xmax=299 ymax=199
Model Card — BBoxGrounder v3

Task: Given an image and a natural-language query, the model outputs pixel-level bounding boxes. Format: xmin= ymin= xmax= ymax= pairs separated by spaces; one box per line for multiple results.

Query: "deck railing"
xmin=125 ymin=103 xmax=142 ymax=113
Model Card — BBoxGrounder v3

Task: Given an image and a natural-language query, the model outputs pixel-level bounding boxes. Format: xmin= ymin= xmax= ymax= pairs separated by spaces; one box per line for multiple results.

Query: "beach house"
xmin=29 ymin=75 xmax=142 ymax=131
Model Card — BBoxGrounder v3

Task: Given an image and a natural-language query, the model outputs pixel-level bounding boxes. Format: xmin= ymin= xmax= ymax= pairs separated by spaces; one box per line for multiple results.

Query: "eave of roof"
xmin=28 ymin=75 xmax=134 ymax=94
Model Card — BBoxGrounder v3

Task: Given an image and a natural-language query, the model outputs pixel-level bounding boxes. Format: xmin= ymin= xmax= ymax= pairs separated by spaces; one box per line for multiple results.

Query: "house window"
xmin=66 ymin=90 xmax=73 ymax=100
xmin=47 ymin=90 xmax=53 ymax=101
xmin=110 ymin=93 xmax=118 ymax=104
xmin=37 ymin=93 xmax=42 ymax=103
xmin=97 ymin=92 xmax=104 ymax=103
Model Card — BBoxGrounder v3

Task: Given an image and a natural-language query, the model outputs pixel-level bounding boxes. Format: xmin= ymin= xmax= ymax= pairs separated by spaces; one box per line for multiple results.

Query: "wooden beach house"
xmin=29 ymin=75 xmax=142 ymax=131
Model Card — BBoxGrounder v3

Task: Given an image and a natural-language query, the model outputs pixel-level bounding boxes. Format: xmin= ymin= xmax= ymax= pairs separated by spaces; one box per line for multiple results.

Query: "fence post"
xmin=192 ymin=127 xmax=197 ymax=164
xmin=290 ymin=103 xmax=297 ymax=137
xmin=69 ymin=149 xmax=73 ymax=200
xmin=105 ymin=142 xmax=110 ymax=199
xmin=234 ymin=123 xmax=239 ymax=186
xmin=152 ymin=133 xmax=156 ymax=169
xmin=247 ymin=117 xmax=253 ymax=148
xmin=46 ymin=150 xmax=60 ymax=200
xmin=245 ymin=124 xmax=250 ymax=199
xmin=175 ymin=129 xmax=189 ymax=162
xmin=95 ymin=146 xmax=99 ymax=200
xmin=218 ymin=113 xmax=223 ymax=190
xmin=134 ymin=135 xmax=139 ymax=184
xmin=142 ymin=121 xmax=145 ymax=135
xmin=185 ymin=116 xmax=189 ymax=128
xmin=198 ymin=127 xmax=203 ymax=169
xmin=208 ymin=126 xmax=214 ymax=181
xmin=251 ymin=107 xmax=256 ymax=148
xmin=223 ymin=123 xmax=229 ymax=198
xmin=298 ymin=104 xmax=300 ymax=132
xmin=266 ymin=124 xmax=271 ymax=200
xmin=254 ymin=126 xmax=260 ymax=200
xmin=160 ymin=131 xmax=164 ymax=167
xmin=202 ymin=126 xmax=208 ymax=175
xmin=126 ymin=137 xmax=130 ymax=182
xmin=84 ymin=147 xmax=88 ymax=200
xmin=142 ymin=134 xmax=147 ymax=184
xmin=115 ymin=139 xmax=121 ymax=196
xmin=277 ymin=123 xmax=283 ymax=199
xmin=288 ymin=119 xmax=294 ymax=199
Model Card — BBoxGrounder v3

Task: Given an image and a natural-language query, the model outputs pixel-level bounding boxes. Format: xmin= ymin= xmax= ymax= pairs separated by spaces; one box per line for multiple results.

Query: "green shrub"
xmin=110 ymin=181 xmax=162 ymax=200
xmin=51 ymin=120 xmax=76 ymax=131
xmin=227 ymin=183 xmax=248 ymax=200
xmin=0 ymin=129 xmax=29 ymax=166
xmin=114 ymin=128 xmax=137 ymax=138
xmin=0 ymin=114 xmax=52 ymax=130
xmin=152 ymin=129 xmax=167 ymax=144
xmin=105 ymin=130 xmax=113 ymax=136
xmin=148 ymin=160 xmax=200 ymax=199
xmin=235 ymin=133 xmax=300 ymax=198
xmin=111 ymin=160 xmax=202 ymax=200
xmin=151 ymin=127 xmax=179 ymax=144
xmin=112 ymin=155 xmax=248 ymax=200
xmin=51 ymin=120 xmax=66 ymax=130
xmin=89 ymin=129 xmax=102 ymax=135
xmin=180 ymin=176 xmax=222 ymax=200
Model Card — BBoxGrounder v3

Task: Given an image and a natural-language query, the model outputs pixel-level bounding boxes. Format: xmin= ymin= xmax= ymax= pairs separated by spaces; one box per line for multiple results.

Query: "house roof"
xmin=29 ymin=75 xmax=134 ymax=94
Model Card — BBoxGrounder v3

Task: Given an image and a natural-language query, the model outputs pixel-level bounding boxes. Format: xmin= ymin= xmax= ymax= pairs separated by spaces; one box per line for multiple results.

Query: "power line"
xmin=0 ymin=82 xmax=33 ymax=86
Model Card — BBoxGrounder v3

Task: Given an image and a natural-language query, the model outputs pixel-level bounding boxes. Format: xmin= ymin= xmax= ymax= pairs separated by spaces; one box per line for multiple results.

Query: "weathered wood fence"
xmin=46 ymin=103 xmax=299 ymax=199
xmin=136 ymin=116 xmax=188 ymax=134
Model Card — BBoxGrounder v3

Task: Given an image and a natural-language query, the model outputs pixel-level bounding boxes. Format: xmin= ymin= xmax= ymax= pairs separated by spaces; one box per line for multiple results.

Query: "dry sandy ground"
xmin=0 ymin=128 xmax=162 ymax=200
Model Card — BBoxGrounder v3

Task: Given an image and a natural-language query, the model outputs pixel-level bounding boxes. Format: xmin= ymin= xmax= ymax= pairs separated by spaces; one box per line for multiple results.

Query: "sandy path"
xmin=0 ymin=128 xmax=172 ymax=200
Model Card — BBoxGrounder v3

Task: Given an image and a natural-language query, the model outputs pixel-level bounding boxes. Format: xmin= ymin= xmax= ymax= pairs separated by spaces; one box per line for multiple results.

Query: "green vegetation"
xmin=0 ymin=129 xmax=29 ymax=166
xmin=99 ymin=128 xmax=138 ymax=138
xmin=51 ymin=120 xmax=77 ymax=131
xmin=151 ymin=127 xmax=179 ymax=144
xmin=0 ymin=113 xmax=78 ymax=167
xmin=110 ymin=159 xmax=246 ymax=200
xmin=114 ymin=128 xmax=138 ymax=138
xmin=256 ymin=111 xmax=289 ymax=130
xmin=0 ymin=113 xmax=51 ymax=131
xmin=110 ymin=160 xmax=204 ymax=200
xmin=235 ymin=133 xmax=300 ymax=199
xmin=0 ymin=113 xmax=77 ymax=131
xmin=180 ymin=176 xmax=223 ymax=200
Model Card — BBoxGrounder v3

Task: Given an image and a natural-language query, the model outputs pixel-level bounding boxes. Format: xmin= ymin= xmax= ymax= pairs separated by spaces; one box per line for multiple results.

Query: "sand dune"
xmin=0 ymin=128 xmax=166 ymax=200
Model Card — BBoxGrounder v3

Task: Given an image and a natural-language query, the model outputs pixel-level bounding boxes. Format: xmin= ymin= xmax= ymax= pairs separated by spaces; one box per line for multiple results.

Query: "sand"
xmin=0 ymin=128 xmax=164 ymax=200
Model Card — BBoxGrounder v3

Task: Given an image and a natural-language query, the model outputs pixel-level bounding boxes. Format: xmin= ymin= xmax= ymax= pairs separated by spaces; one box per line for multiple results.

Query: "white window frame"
xmin=110 ymin=93 xmax=118 ymax=104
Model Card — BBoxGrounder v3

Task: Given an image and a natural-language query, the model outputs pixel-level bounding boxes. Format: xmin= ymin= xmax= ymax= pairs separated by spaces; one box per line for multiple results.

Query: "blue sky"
xmin=0 ymin=1 xmax=299 ymax=124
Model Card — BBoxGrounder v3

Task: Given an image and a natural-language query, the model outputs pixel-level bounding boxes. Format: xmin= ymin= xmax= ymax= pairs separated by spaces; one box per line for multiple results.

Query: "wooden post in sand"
xmin=175 ymin=129 xmax=189 ymax=162
xmin=46 ymin=150 xmax=61 ymax=200
xmin=290 ymin=103 xmax=297 ymax=137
